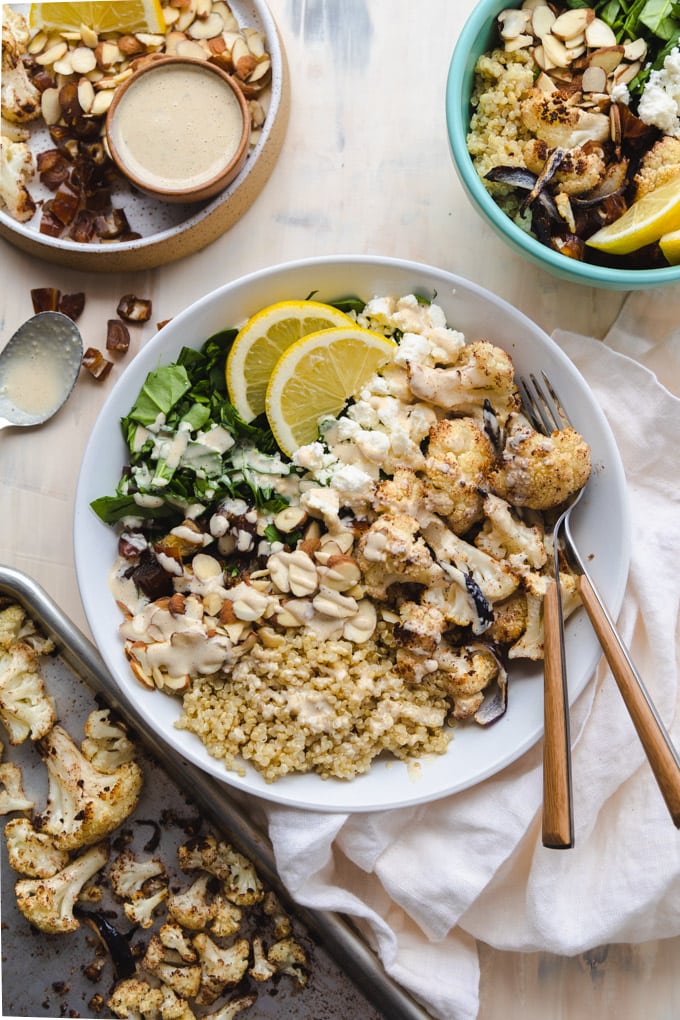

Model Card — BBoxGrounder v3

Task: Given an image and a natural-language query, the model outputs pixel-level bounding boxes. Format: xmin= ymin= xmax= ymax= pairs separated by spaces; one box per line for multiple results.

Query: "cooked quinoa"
xmin=176 ymin=626 xmax=451 ymax=782
xmin=467 ymin=48 xmax=534 ymax=222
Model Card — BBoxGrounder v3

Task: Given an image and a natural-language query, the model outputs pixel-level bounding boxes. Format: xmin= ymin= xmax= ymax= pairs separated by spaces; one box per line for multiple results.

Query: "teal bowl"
xmin=445 ymin=0 xmax=680 ymax=289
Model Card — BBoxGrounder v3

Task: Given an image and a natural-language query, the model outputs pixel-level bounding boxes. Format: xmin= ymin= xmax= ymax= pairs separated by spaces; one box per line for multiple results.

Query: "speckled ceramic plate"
xmin=74 ymin=256 xmax=631 ymax=813
xmin=0 ymin=2 xmax=289 ymax=272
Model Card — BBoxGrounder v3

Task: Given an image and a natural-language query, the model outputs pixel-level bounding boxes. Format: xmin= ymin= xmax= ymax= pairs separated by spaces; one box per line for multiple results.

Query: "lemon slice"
xmin=30 ymin=0 xmax=165 ymax=35
xmin=586 ymin=176 xmax=680 ymax=255
xmin=659 ymin=227 xmax=680 ymax=265
xmin=265 ymin=326 xmax=397 ymax=457
xmin=226 ymin=300 xmax=355 ymax=422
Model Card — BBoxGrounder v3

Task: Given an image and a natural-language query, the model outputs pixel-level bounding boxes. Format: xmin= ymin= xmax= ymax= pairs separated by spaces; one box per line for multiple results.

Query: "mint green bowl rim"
xmin=445 ymin=0 xmax=680 ymax=290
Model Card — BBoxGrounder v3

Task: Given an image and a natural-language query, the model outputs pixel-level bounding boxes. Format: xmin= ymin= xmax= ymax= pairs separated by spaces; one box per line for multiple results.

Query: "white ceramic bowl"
xmin=74 ymin=255 xmax=631 ymax=812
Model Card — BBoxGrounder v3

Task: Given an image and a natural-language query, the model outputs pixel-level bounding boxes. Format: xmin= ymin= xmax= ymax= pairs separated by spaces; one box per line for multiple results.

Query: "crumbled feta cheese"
xmin=393 ymin=331 xmax=431 ymax=367
xmin=639 ymin=48 xmax=680 ymax=137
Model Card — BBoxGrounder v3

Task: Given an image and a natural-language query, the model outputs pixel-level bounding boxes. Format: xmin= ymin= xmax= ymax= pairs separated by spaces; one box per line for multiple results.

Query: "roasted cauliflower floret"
xmin=475 ymin=493 xmax=548 ymax=574
xmin=141 ymin=932 xmax=202 ymax=1000
xmin=0 ymin=135 xmax=36 ymax=222
xmin=485 ymin=591 xmax=529 ymax=645
xmin=192 ymin=933 xmax=250 ymax=1006
xmin=489 ymin=413 xmax=591 ymax=511
xmin=15 ymin=840 xmax=110 ymax=934
xmin=422 ymin=517 xmax=519 ymax=603
xmin=523 ymin=138 xmax=608 ymax=196
xmin=4 ymin=817 xmax=70 ymax=878
xmin=34 ymin=724 xmax=143 ymax=850
xmin=394 ymin=602 xmax=446 ymax=655
xmin=435 ymin=642 xmax=500 ymax=720
xmin=424 ymin=417 xmax=494 ymax=534
xmin=356 ymin=513 xmax=444 ymax=599
xmin=633 ymin=135 xmax=680 ymax=200
xmin=107 ymin=977 xmax=164 ymax=1020
xmin=408 ymin=341 xmax=520 ymax=422
xmin=266 ymin=937 xmax=309 ymax=987
xmin=1 ymin=13 xmax=41 ymax=124
xmin=177 ymin=835 xmax=264 ymax=906
xmin=0 ymin=760 xmax=34 ymax=814
xmin=81 ymin=709 xmax=137 ymax=773
xmin=166 ymin=872 xmax=215 ymax=931
xmin=0 ymin=639 xmax=56 ymax=745
xmin=372 ymin=467 xmax=454 ymax=524
xmin=109 ymin=848 xmax=167 ymax=899
xmin=520 ymin=88 xmax=610 ymax=149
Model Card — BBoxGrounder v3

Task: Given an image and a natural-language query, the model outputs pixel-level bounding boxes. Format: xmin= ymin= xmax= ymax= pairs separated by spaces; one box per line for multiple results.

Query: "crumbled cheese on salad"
xmin=639 ymin=47 xmax=680 ymax=137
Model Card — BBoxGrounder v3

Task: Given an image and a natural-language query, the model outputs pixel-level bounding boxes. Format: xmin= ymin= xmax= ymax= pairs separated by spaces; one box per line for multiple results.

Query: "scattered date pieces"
xmin=82 ymin=347 xmax=113 ymax=380
xmin=30 ymin=287 xmax=85 ymax=321
xmin=117 ymin=294 xmax=152 ymax=323
xmin=106 ymin=319 xmax=131 ymax=353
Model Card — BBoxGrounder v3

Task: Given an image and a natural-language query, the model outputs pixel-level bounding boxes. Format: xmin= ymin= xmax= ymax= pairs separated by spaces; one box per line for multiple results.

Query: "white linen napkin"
xmin=263 ymin=292 xmax=680 ymax=1020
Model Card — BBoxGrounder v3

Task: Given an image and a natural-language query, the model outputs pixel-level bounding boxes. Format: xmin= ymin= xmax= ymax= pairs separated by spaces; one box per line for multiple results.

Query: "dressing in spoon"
xmin=0 ymin=312 xmax=83 ymax=430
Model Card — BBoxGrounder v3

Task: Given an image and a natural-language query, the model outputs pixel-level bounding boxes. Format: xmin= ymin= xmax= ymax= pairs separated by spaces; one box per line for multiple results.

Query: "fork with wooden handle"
xmin=522 ymin=372 xmax=680 ymax=832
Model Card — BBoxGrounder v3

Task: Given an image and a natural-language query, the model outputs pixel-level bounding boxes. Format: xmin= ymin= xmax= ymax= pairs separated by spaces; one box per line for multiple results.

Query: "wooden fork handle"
xmin=542 ymin=579 xmax=574 ymax=849
xmin=577 ymin=573 xmax=680 ymax=828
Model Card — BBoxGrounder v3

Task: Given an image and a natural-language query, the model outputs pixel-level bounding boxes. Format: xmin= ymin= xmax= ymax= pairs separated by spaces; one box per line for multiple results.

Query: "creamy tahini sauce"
xmin=0 ymin=328 xmax=81 ymax=421
xmin=110 ymin=64 xmax=245 ymax=190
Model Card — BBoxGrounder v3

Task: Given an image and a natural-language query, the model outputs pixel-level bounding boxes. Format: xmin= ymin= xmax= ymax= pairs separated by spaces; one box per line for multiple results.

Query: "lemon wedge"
xmin=586 ymin=175 xmax=680 ymax=255
xmin=30 ymin=0 xmax=165 ymax=35
xmin=226 ymin=300 xmax=355 ymax=422
xmin=265 ymin=326 xmax=397 ymax=457
xmin=659 ymin=227 xmax=680 ymax=265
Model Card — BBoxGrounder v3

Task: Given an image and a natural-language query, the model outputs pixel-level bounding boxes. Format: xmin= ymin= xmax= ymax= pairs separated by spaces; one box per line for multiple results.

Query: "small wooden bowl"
xmin=106 ymin=57 xmax=251 ymax=204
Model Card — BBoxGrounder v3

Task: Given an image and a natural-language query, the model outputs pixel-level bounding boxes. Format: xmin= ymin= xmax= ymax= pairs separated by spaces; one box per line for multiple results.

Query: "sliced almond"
xmin=243 ymin=27 xmax=266 ymax=58
xmin=623 ymin=37 xmax=647 ymax=62
xmin=581 ymin=63 xmax=607 ymax=93
xmin=530 ymin=4 xmax=555 ymax=37
xmin=505 ymin=33 xmax=533 ymax=52
xmin=53 ymin=55 xmax=74 ymax=76
xmin=564 ymin=32 xmax=585 ymax=49
xmin=163 ymin=6 xmax=181 ymax=26
xmin=27 ymin=30 xmax=48 ymax=55
xmin=532 ymin=44 xmax=554 ymax=72
xmin=535 ymin=70 xmax=557 ymax=92
xmin=614 ymin=59 xmax=641 ymax=86
xmin=212 ymin=2 xmax=239 ymax=31
xmin=70 ymin=45 xmax=98 ymax=73
xmin=247 ymin=55 xmax=271 ymax=83
xmin=79 ymin=23 xmax=99 ymax=48
xmin=76 ymin=76 xmax=95 ymax=113
xmin=588 ymin=45 xmax=624 ymax=73
xmin=175 ymin=38 xmax=209 ymax=59
xmin=163 ymin=30 xmax=188 ymax=55
xmin=35 ymin=41 xmax=68 ymax=65
xmin=90 ymin=89 xmax=115 ymax=116
xmin=551 ymin=8 xmax=594 ymax=39
xmin=522 ymin=0 xmax=550 ymax=10
xmin=176 ymin=3 xmax=199 ymax=32
xmin=585 ymin=17 xmax=617 ymax=49
xmin=195 ymin=0 xmax=212 ymax=17
xmin=40 ymin=87 xmax=62 ymax=125
xmin=542 ymin=32 xmax=571 ymax=68
xmin=95 ymin=40 xmax=122 ymax=68
xmin=136 ymin=32 xmax=165 ymax=48
xmin=187 ymin=12 xmax=224 ymax=38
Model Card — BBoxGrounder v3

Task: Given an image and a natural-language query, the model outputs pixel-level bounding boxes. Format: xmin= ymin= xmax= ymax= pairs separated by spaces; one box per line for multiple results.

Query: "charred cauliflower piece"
xmin=1 ymin=12 xmax=41 ymax=124
xmin=435 ymin=643 xmax=500 ymax=720
xmin=424 ymin=417 xmax=495 ymax=535
xmin=357 ymin=513 xmax=444 ymax=600
xmin=34 ymin=724 xmax=143 ymax=850
xmin=523 ymin=138 xmax=608 ymax=197
xmin=0 ymin=638 xmax=56 ymax=745
xmin=489 ymin=413 xmax=591 ymax=511
xmin=520 ymin=88 xmax=610 ymax=150
xmin=0 ymin=134 xmax=36 ymax=222
xmin=15 ymin=840 xmax=110 ymax=934
xmin=107 ymin=978 xmax=164 ymax=1020
xmin=4 ymin=817 xmax=70 ymax=878
xmin=408 ymin=341 xmax=520 ymax=422
xmin=633 ymin=135 xmax=680 ymax=200
xmin=475 ymin=493 xmax=548 ymax=574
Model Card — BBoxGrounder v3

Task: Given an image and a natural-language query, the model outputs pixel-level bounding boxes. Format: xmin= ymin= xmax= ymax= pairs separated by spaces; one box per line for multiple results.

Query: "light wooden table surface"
xmin=1 ymin=1 xmax=677 ymax=1017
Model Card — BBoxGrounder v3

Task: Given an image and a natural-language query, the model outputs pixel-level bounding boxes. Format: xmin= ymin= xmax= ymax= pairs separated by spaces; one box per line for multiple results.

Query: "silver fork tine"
xmin=519 ymin=375 xmax=574 ymax=849
xmin=524 ymin=373 xmax=680 ymax=829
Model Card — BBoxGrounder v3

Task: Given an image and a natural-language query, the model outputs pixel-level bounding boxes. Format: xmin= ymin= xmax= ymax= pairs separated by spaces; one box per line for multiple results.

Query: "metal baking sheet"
xmin=0 ymin=565 xmax=432 ymax=1020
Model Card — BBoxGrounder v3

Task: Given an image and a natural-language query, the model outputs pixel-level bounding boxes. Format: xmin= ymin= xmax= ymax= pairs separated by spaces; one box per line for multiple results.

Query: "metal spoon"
xmin=0 ymin=311 xmax=83 ymax=430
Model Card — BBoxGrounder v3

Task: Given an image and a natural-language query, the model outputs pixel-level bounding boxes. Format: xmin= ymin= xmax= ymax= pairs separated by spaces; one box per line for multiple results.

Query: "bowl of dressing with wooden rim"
xmin=105 ymin=57 xmax=251 ymax=204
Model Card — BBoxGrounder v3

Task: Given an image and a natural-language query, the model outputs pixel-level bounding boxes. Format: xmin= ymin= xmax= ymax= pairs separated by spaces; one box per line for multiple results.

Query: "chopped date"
xmin=117 ymin=294 xmax=152 ymax=323
xmin=82 ymin=347 xmax=113 ymax=381
xmin=30 ymin=287 xmax=60 ymax=313
xmin=59 ymin=292 xmax=85 ymax=321
xmin=106 ymin=319 xmax=131 ymax=353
